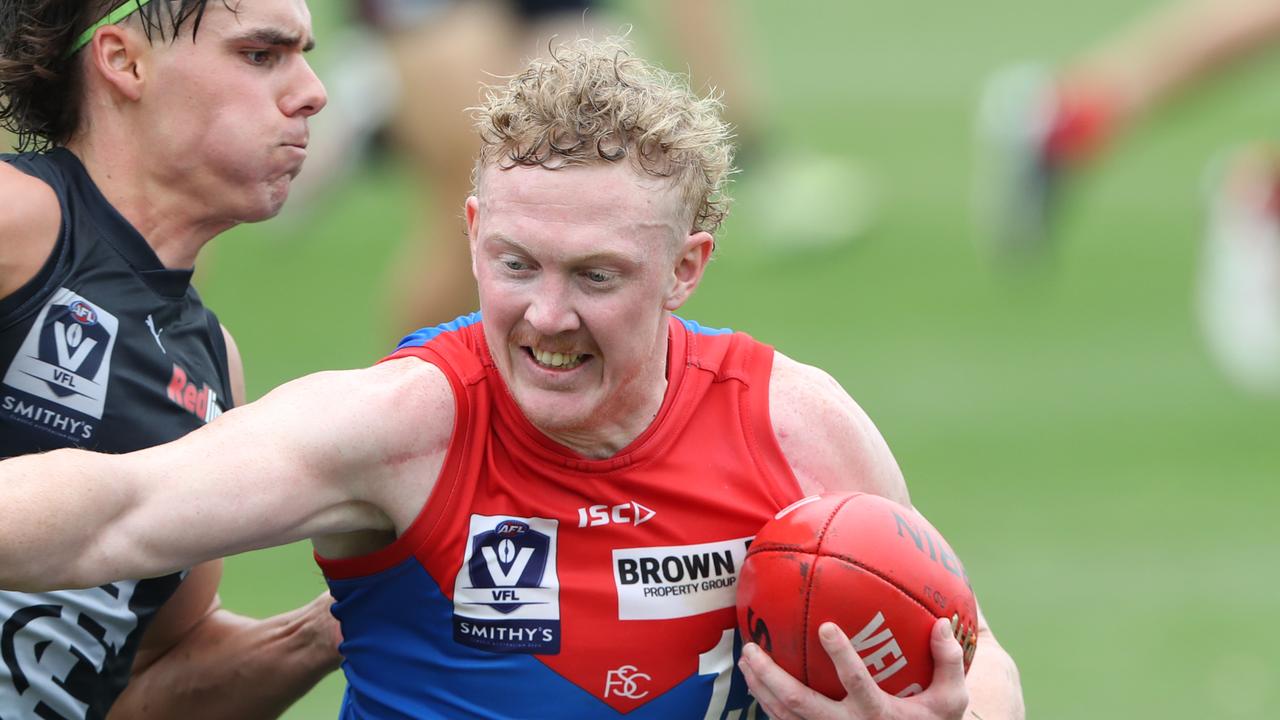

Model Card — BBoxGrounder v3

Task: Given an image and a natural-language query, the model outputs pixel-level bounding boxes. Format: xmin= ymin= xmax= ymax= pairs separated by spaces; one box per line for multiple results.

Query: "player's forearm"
xmin=0 ymin=448 xmax=134 ymax=591
xmin=962 ymin=630 xmax=1025 ymax=720
xmin=107 ymin=596 xmax=342 ymax=719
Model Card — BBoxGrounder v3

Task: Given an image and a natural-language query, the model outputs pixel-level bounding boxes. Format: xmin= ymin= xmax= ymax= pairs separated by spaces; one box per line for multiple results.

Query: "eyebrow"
xmin=229 ymin=28 xmax=316 ymax=53
xmin=487 ymin=236 xmax=641 ymax=267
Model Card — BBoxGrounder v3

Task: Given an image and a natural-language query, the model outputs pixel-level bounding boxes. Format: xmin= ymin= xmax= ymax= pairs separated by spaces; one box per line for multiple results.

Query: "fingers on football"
xmin=818 ymin=621 xmax=886 ymax=716
xmin=740 ymin=641 xmax=822 ymax=720
xmin=739 ymin=646 xmax=790 ymax=720
xmin=926 ymin=617 xmax=971 ymax=717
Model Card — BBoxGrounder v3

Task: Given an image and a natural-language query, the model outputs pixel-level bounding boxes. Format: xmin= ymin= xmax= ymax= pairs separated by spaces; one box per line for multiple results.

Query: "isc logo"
xmin=577 ymin=501 xmax=656 ymax=528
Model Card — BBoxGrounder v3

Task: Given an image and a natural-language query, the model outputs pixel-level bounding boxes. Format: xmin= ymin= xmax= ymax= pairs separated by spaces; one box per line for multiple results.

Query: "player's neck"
xmin=536 ymin=345 xmax=671 ymax=460
xmin=64 ymin=136 xmax=230 ymax=270
xmin=540 ymin=388 xmax=667 ymax=460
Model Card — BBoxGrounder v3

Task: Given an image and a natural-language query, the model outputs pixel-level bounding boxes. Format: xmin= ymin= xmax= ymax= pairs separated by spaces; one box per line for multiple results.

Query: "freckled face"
xmin=467 ymin=162 xmax=693 ymax=442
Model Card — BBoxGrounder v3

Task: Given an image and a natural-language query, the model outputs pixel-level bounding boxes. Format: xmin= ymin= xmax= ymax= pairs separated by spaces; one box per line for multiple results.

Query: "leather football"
xmin=737 ymin=493 xmax=978 ymax=699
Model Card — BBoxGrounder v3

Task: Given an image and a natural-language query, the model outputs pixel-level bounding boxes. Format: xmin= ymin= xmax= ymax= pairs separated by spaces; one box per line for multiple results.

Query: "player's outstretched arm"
xmin=106 ymin=561 xmax=341 ymax=720
xmin=0 ymin=358 xmax=453 ymax=592
xmin=105 ymin=328 xmax=342 ymax=719
xmin=751 ymin=352 xmax=1025 ymax=719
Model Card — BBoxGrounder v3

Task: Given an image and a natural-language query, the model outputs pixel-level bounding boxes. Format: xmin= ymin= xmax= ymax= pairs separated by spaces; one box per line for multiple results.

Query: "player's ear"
xmin=663 ymin=231 xmax=714 ymax=311
xmin=465 ymin=196 xmax=481 ymax=278
xmin=85 ymin=24 xmax=147 ymax=102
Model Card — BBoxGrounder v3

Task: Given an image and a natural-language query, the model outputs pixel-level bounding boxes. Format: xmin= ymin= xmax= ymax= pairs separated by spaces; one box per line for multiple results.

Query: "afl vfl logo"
xmin=466 ymin=520 xmax=548 ymax=614
xmin=68 ymin=301 xmax=98 ymax=326
xmin=2 ymin=289 xmax=119 ymax=438
xmin=495 ymin=521 xmax=528 ymax=538
xmin=452 ymin=514 xmax=561 ymax=654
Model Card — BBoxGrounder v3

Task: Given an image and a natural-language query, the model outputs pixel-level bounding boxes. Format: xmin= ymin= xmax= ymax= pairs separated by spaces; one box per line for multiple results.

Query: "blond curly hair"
xmin=472 ymin=36 xmax=736 ymax=235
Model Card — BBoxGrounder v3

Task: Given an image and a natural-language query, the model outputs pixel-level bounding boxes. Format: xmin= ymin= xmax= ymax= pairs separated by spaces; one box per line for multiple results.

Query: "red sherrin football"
xmin=736 ymin=492 xmax=978 ymax=699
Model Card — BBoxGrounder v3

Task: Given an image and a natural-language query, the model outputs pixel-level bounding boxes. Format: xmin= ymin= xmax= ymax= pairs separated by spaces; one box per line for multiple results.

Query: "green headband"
xmin=66 ymin=0 xmax=156 ymax=58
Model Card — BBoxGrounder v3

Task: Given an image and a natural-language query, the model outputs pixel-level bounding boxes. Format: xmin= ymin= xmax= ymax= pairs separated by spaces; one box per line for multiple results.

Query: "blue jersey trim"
xmin=327 ymin=555 xmax=758 ymax=719
xmin=676 ymin=316 xmax=733 ymax=336
xmin=397 ymin=312 xmax=482 ymax=351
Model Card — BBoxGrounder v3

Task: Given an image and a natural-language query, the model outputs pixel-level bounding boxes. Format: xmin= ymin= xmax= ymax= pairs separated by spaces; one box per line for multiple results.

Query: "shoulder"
xmin=0 ymin=161 xmax=62 ymax=300
xmin=294 ymin=357 xmax=457 ymax=478
xmin=257 ymin=357 xmax=455 ymax=450
xmin=315 ymin=358 xmax=457 ymax=525
xmin=394 ymin=314 xmax=486 ymax=363
xmin=0 ymin=157 xmax=52 ymax=196
xmin=361 ymin=355 xmax=457 ymax=435
xmin=768 ymin=351 xmax=908 ymax=504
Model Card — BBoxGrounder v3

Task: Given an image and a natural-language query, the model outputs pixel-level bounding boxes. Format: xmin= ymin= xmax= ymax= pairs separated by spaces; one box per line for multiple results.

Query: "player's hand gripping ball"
xmin=736 ymin=492 xmax=978 ymax=699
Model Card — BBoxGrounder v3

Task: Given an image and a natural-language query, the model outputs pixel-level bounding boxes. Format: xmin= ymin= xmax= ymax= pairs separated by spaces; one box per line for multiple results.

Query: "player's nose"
xmin=283 ymin=57 xmax=327 ymax=119
xmin=523 ymin=279 xmax=580 ymax=336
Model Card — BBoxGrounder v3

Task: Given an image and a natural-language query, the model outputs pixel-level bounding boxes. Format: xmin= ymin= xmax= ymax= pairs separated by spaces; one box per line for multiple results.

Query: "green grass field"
xmin=195 ymin=1 xmax=1280 ymax=717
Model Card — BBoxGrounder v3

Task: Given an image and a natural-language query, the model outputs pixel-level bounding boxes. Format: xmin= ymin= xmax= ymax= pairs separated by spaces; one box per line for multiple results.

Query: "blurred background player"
xmin=296 ymin=0 xmax=872 ymax=339
xmin=0 ymin=1 xmax=339 ymax=717
xmin=355 ymin=0 xmax=602 ymax=333
xmin=975 ymin=0 xmax=1280 ymax=394
xmin=627 ymin=1 xmax=875 ymax=255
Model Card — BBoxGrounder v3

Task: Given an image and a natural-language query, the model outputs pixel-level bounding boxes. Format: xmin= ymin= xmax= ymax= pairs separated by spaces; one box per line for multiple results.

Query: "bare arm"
xmin=0 ymin=357 xmax=453 ymax=592
xmin=106 ymin=561 xmax=340 ymax=719
xmin=0 ymin=162 xmax=61 ymax=300
xmin=768 ymin=351 xmax=908 ymax=503
xmin=961 ymin=608 xmax=1024 ymax=720
xmin=751 ymin=352 xmax=1025 ymax=719
xmin=106 ymin=328 xmax=342 ymax=718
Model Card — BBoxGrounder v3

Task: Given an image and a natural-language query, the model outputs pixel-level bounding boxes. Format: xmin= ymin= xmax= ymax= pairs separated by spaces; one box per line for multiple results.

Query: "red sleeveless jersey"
xmin=317 ymin=314 xmax=803 ymax=719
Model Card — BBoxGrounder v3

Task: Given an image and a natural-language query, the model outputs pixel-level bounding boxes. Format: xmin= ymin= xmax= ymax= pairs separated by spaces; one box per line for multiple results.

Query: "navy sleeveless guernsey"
xmin=0 ymin=149 xmax=234 ymax=719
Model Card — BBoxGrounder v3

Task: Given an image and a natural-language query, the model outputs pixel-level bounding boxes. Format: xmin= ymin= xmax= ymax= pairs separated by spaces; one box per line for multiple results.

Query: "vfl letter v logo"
xmin=480 ymin=546 xmax=534 ymax=586
xmin=53 ymin=321 xmax=98 ymax=372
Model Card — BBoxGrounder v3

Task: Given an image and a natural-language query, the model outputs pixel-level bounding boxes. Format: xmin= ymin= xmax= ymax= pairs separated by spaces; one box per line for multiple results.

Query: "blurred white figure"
xmin=1199 ymin=149 xmax=1280 ymax=395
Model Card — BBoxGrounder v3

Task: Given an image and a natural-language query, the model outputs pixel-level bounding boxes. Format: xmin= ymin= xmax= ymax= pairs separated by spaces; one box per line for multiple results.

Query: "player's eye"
xmin=583 ymin=269 xmax=615 ymax=284
xmin=243 ymin=49 xmax=276 ymax=66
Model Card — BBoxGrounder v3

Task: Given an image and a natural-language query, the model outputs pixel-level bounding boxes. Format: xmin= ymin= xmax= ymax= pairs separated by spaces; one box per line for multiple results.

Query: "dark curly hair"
xmin=0 ymin=1 xmax=225 ymax=152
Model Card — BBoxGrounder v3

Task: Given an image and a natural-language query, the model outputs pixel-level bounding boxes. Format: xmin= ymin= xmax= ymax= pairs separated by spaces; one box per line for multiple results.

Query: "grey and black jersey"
xmin=0 ymin=149 xmax=235 ymax=720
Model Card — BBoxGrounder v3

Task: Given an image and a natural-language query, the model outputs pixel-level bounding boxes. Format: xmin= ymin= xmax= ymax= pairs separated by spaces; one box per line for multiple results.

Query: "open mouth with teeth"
xmin=526 ymin=347 xmax=590 ymax=370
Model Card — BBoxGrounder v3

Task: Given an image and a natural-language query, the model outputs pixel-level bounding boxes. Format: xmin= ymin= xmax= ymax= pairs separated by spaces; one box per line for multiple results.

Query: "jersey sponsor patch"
xmin=1 ymin=289 xmax=118 ymax=440
xmin=612 ymin=537 xmax=752 ymax=621
xmin=452 ymin=515 xmax=561 ymax=654
xmin=166 ymin=363 xmax=223 ymax=424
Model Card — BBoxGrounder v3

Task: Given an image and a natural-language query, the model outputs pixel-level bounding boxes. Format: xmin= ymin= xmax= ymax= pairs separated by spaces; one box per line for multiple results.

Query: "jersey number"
xmin=699 ymin=628 xmax=761 ymax=720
